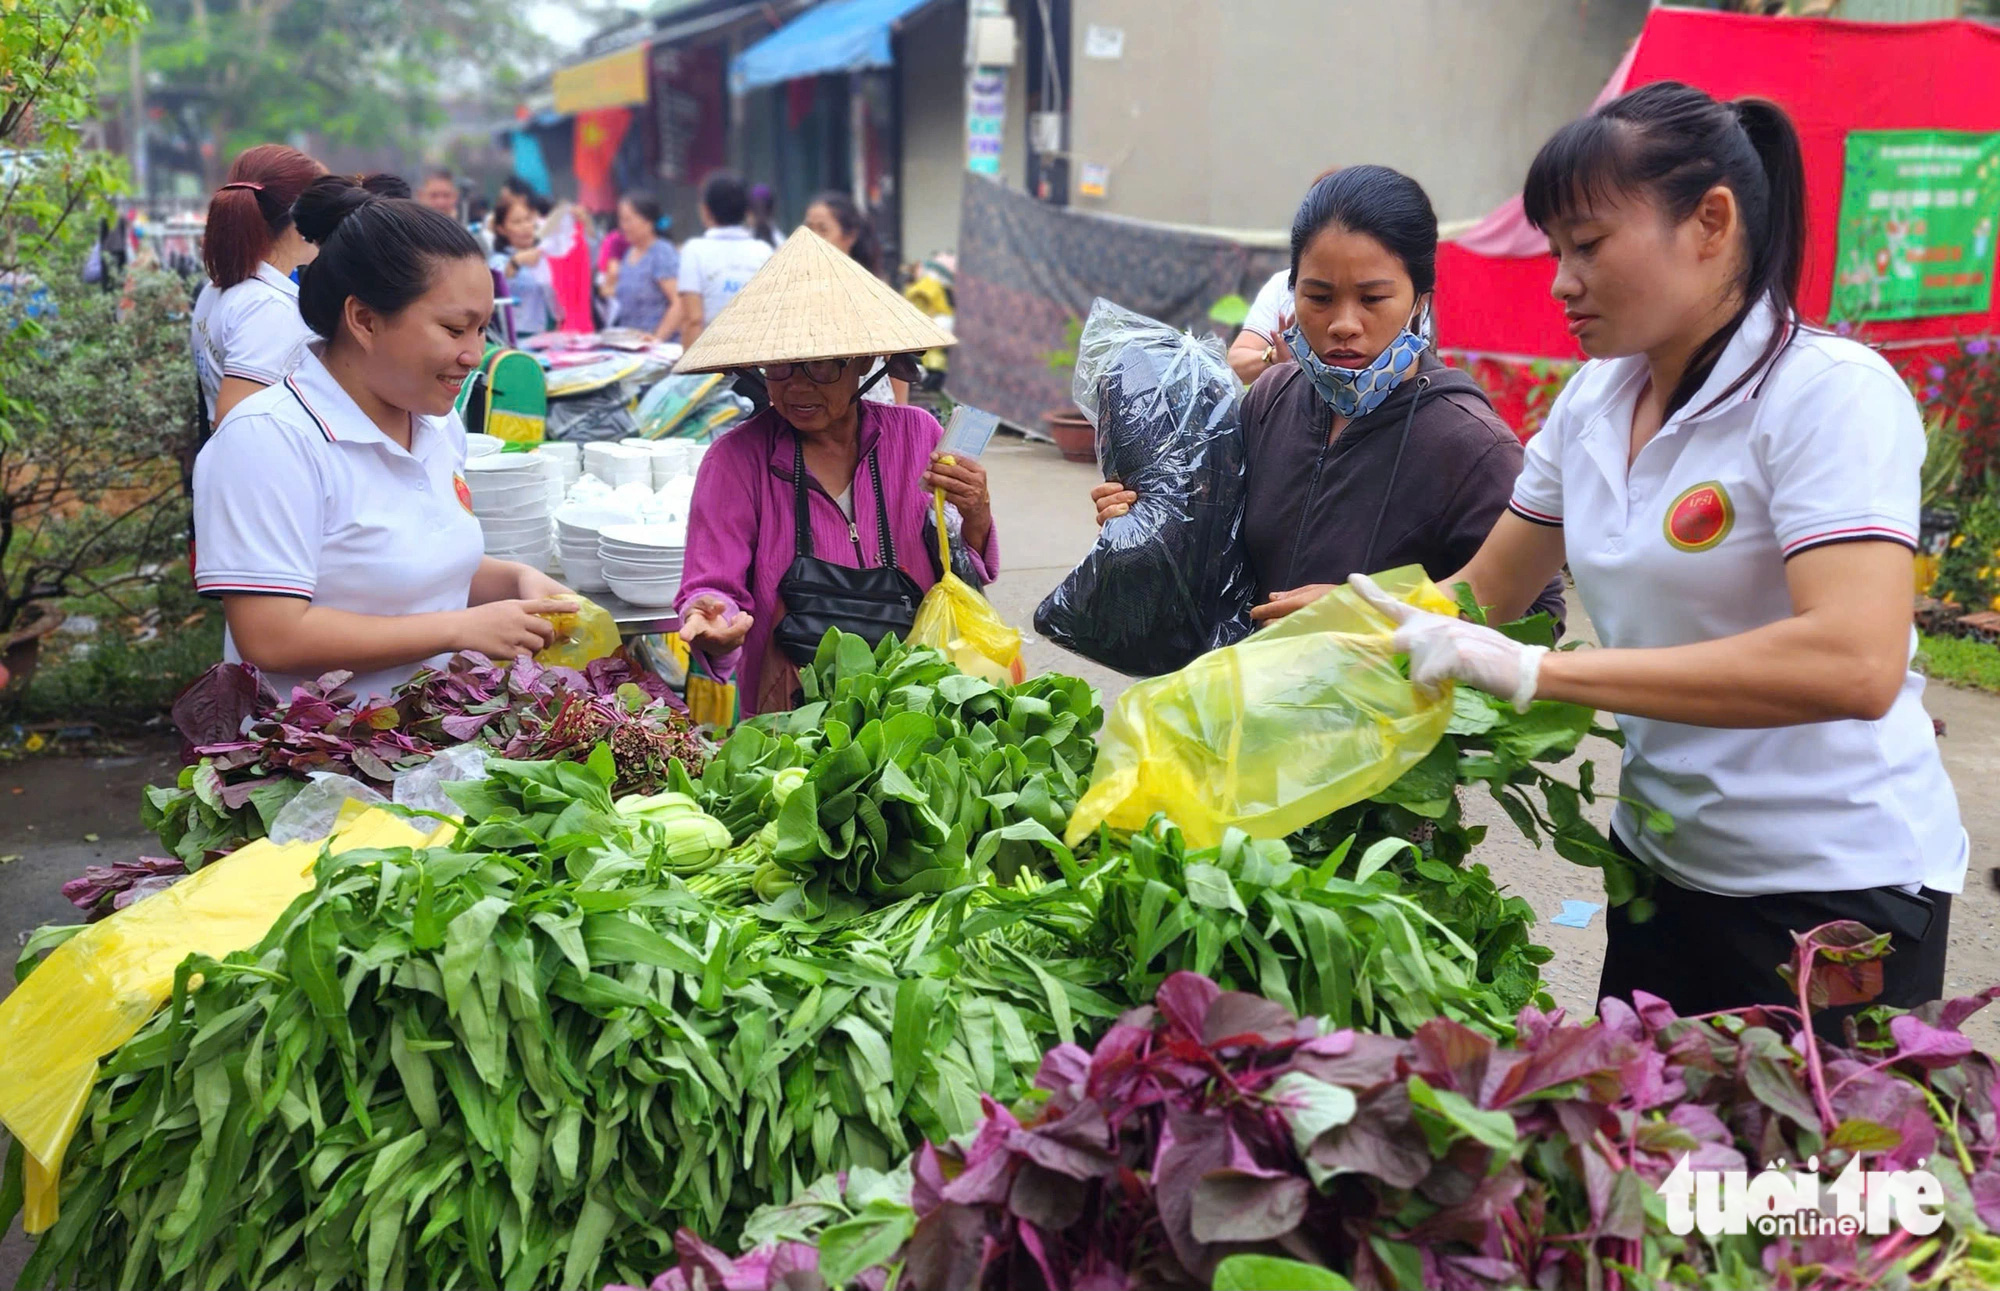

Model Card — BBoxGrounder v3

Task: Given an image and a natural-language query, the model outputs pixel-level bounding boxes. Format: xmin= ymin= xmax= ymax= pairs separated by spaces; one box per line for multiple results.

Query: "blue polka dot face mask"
xmin=1284 ymin=302 xmax=1431 ymax=419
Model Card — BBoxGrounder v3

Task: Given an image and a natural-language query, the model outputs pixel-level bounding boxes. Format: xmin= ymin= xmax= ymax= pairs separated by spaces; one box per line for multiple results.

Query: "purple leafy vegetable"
xmin=62 ymin=856 xmax=188 ymax=920
xmin=633 ymin=933 xmax=2000 ymax=1291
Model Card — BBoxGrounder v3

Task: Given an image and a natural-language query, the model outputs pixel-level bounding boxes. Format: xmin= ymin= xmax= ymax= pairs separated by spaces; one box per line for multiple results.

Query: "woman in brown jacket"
xmin=1093 ymin=166 xmax=1565 ymax=627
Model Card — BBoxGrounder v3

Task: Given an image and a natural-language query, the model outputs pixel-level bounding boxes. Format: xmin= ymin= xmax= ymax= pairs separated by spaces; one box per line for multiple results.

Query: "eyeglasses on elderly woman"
xmin=758 ymin=359 xmax=853 ymax=384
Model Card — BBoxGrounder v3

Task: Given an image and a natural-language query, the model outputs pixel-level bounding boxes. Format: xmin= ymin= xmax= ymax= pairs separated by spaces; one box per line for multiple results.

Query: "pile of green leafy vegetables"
xmin=8 ymin=744 xmax=1124 ymax=1291
xmin=5 ymin=626 xmax=1640 ymax=1290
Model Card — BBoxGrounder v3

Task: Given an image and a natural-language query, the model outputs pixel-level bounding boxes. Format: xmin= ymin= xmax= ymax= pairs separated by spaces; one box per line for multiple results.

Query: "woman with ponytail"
xmin=190 ymin=144 xmax=325 ymax=423
xmin=1347 ymin=82 xmax=1965 ymax=1030
xmin=191 ymin=175 xmax=576 ymax=702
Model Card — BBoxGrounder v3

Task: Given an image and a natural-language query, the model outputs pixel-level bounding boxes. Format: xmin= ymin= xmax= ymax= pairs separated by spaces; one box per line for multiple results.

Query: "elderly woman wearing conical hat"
xmin=673 ymin=229 xmax=995 ymax=715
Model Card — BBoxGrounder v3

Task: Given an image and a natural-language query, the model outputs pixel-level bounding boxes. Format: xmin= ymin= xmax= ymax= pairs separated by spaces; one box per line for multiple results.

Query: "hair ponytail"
xmin=293 ymin=173 xmax=482 ymax=342
xmin=201 ymin=144 xmax=323 ymax=289
xmin=1732 ymin=98 xmax=1807 ymax=322
xmin=1523 ymin=82 xmax=1809 ymax=418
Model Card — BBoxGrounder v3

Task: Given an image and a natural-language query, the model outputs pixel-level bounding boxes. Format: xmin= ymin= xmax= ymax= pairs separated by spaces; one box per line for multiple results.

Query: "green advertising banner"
xmin=1830 ymin=129 xmax=2000 ymax=323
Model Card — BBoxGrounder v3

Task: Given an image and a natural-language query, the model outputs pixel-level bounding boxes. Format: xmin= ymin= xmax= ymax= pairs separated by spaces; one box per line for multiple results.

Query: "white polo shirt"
xmin=677 ymin=226 xmax=773 ymax=327
xmin=189 ymin=262 xmax=316 ymax=422
xmin=1510 ymin=302 xmax=1967 ymax=897
xmin=192 ymin=345 xmax=487 ymax=702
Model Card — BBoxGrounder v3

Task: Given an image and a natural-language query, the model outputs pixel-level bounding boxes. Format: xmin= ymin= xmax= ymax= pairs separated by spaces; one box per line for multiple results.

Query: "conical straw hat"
xmin=673 ymin=227 xmax=957 ymax=374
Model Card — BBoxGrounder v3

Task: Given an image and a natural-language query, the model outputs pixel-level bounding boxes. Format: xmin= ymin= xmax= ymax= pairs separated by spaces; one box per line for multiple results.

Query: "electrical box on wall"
xmin=1030 ymin=111 xmax=1064 ymax=155
xmin=967 ymin=14 xmax=1018 ymax=68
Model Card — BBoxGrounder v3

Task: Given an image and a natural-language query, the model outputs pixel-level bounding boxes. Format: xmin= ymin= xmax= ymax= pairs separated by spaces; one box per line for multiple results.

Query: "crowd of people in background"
xmin=177 ymin=150 xmax=906 ymax=361
xmin=332 ymin=163 xmax=904 ymax=371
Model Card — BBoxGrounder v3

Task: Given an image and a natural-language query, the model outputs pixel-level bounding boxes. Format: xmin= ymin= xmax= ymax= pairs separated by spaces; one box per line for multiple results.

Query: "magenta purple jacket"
xmin=676 ymin=402 xmax=1001 ymax=714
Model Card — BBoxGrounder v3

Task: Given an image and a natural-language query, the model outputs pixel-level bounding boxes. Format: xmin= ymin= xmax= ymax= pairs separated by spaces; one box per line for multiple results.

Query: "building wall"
xmin=1065 ymin=0 xmax=1649 ymax=229
xmin=898 ymin=1 xmax=970 ymax=263
xmin=897 ymin=0 xmax=1033 ymax=263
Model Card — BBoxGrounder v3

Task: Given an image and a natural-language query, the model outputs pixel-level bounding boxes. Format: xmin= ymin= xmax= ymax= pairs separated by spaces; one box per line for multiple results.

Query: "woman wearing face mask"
xmin=802 ymin=191 xmax=908 ymax=406
xmin=671 ymin=230 xmax=993 ymax=716
xmin=1350 ymin=83 xmax=1966 ymax=1028
xmin=1091 ymin=165 xmax=1565 ymax=628
xmin=192 ymin=176 xmax=577 ymax=702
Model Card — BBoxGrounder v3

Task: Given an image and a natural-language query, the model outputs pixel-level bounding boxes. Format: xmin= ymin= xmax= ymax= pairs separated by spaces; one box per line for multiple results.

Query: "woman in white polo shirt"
xmin=190 ymin=144 xmax=325 ymax=425
xmin=1350 ymin=82 xmax=1967 ymax=1029
xmin=193 ymin=175 xmax=575 ymax=701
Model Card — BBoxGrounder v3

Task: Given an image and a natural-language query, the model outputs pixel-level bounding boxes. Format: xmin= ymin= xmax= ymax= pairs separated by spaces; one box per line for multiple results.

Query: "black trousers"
xmin=1598 ymin=833 xmax=1952 ymax=1040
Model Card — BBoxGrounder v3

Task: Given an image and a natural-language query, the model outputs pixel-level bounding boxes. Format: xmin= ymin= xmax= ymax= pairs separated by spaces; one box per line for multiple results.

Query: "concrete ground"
xmin=1 ymin=431 xmax=1996 ymax=1286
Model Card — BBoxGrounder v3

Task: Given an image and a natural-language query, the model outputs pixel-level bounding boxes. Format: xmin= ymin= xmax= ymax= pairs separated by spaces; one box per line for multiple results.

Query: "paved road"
xmin=2 ymin=431 xmax=1996 ymax=1286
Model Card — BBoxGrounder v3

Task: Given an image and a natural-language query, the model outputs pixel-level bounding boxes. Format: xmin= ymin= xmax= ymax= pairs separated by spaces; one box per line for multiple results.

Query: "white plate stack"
xmin=464 ymin=454 xmax=553 ymax=567
xmin=553 ymin=503 xmax=637 ymax=594
xmin=598 ymin=522 xmax=686 ymax=608
xmin=584 ymin=442 xmax=654 ymax=488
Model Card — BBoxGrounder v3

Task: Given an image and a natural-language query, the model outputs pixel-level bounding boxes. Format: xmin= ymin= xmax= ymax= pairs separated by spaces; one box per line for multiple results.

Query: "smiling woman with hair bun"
xmin=190 ymin=174 xmax=579 ymax=702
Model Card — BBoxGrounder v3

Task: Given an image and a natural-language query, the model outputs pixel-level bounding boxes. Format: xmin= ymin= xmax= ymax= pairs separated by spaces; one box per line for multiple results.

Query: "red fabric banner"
xmin=1438 ymin=9 xmax=2000 ymax=361
xmin=573 ymin=108 xmax=634 ymax=215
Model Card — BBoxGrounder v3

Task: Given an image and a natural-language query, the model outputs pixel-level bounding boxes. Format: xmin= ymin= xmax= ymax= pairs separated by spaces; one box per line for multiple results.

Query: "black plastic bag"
xmin=1034 ymin=298 xmax=1253 ymax=676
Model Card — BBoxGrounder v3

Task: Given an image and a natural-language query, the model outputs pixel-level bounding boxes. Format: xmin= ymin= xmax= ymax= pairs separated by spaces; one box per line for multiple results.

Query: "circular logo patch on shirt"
xmin=453 ymin=474 xmax=475 ymax=515
xmin=1663 ymin=481 xmax=1734 ymax=553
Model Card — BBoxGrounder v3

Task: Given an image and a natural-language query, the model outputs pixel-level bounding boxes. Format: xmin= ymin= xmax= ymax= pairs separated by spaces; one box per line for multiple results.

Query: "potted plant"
xmin=1038 ymin=315 xmax=1095 ymax=463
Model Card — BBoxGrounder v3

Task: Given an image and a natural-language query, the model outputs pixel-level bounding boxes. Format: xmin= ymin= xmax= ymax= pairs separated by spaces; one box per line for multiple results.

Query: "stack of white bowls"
xmin=651 ymin=474 xmax=696 ymax=524
xmin=553 ymin=502 xmax=638 ymax=593
xmin=465 ymin=454 xmax=554 ymax=566
xmin=598 ymin=522 xmax=686 ymax=607
xmin=584 ymin=442 xmax=654 ymax=488
xmin=651 ymin=441 xmax=697 ymax=490
xmin=539 ymin=441 xmax=583 ymax=490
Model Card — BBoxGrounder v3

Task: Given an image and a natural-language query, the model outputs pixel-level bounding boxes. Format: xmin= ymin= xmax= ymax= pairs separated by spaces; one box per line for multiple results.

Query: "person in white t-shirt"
xmin=1348 ymin=83 xmax=1966 ymax=1034
xmin=1227 ymin=267 xmax=1294 ymax=385
xmin=665 ymin=171 xmax=775 ymax=350
xmin=193 ymin=175 xmax=576 ymax=702
xmin=189 ymin=145 xmax=326 ymax=426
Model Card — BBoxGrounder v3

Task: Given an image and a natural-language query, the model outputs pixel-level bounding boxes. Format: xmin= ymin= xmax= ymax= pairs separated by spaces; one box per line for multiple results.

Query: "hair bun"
xmin=292 ymin=174 xmax=377 ymax=245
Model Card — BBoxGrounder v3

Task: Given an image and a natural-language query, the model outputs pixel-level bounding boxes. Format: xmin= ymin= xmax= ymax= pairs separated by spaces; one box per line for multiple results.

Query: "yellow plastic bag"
xmin=535 ymin=595 xmax=621 ymax=670
xmin=685 ymin=646 xmax=742 ymax=732
xmin=1065 ymin=565 xmax=1458 ymax=848
xmin=909 ymin=478 xmax=1025 ymax=686
xmin=0 ymin=803 xmax=449 ymax=1231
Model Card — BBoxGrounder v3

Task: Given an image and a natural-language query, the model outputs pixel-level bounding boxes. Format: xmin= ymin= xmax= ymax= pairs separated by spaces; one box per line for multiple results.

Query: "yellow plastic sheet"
xmin=0 ymin=803 xmax=448 ymax=1231
xmin=910 ymin=481 xmax=1025 ymax=686
xmin=535 ymin=596 xmax=621 ymax=670
xmin=1065 ymin=566 xmax=1458 ymax=848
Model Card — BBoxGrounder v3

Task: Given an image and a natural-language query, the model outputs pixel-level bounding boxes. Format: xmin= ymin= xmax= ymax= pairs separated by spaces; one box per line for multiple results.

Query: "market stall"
xmin=2 ymin=288 xmax=1996 ymax=1291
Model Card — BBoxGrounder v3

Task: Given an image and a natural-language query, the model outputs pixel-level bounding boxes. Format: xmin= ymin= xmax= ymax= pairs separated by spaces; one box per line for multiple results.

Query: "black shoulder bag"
xmin=772 ymin=434 xmax=923 ymax=665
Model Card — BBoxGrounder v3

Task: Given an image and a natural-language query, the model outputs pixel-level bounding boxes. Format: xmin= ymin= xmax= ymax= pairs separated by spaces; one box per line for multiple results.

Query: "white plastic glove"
xmin=1347 ymin=573 xmax=1547 ymax=713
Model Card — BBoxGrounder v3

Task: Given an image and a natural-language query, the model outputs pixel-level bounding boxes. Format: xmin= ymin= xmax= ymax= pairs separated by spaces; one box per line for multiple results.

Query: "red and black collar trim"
xmin=284 ymin=375 xmax=337 ymax=443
